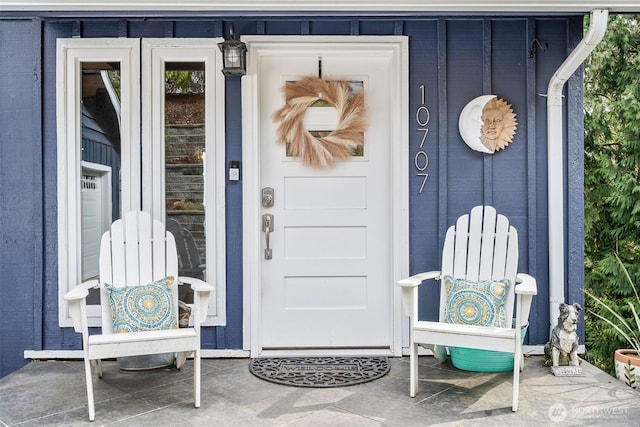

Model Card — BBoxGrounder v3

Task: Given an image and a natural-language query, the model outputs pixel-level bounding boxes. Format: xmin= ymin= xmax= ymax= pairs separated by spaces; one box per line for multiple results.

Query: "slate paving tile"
xmin=2 ymin=356 xmax=640 ymax=426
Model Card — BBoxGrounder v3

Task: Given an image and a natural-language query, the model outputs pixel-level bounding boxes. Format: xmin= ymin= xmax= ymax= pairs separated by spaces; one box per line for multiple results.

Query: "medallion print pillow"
xmin=104 ymin=277 xmax=178 ymax=333
xmin=443 ymin=275 xmax=511 ymax=328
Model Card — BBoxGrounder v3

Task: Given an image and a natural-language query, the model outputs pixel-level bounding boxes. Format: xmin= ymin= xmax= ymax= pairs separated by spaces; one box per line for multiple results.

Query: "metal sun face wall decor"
xmin=458 ymin=95 xmax=517 ymax=154
xmin=272 ymin=76 xmax=367 ymax=168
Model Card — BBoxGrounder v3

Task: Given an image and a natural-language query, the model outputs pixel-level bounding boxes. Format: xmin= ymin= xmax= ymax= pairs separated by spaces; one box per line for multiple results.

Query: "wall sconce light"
xmin=218 ymin=25 xmax=247 ymax=76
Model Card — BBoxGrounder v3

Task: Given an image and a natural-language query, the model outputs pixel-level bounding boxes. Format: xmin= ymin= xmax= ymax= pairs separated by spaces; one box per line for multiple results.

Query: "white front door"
xmin=243 ymin=36 xmax=408 ymax=355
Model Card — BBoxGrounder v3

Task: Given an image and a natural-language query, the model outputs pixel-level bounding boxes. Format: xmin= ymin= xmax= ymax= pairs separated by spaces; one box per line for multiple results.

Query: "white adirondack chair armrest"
xmin=179 ymin=276 xmax=214 ymax=324
xmin=64 ymin=279 xmax=100 ymax=301
xmin=515 ymin=273 xmax=537 ymax=295
xmin=63 ymin=280 xmax=99 ymax=334
xmin=397 ymin=271 xmax=441 ymax=288
xmin=397 ymin=271 xmax=441 ymax=317
xmin=179 ymin=276 xmax=214 ymax=293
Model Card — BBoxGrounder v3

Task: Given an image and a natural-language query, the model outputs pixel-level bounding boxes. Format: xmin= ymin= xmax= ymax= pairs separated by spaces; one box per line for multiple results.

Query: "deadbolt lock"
xmin=262 ymin=187 xmax=274 ymax=208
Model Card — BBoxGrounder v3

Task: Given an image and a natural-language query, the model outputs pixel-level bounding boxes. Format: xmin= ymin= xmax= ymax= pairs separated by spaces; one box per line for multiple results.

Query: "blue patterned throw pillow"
xmin=104 ymin=277 xmax=178 ymax=333
xmin=443 ymin=275 xmax=511 ymax=328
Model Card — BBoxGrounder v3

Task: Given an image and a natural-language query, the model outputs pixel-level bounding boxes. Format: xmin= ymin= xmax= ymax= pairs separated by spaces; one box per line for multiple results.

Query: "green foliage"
xmin=584 ymin=14 xmax=640 ymax=375
xmin=585 ymin=253 xmax=640 ymax=356
xmin=165 ymin=71 xmax=205 ymax=94
xmin=107 ymin=71 xmax=121 ymax=101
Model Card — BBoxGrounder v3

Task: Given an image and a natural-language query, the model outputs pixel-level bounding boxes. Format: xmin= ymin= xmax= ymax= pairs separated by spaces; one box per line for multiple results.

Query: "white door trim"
xmin=241 ymin=35 xmax=409 ymax=357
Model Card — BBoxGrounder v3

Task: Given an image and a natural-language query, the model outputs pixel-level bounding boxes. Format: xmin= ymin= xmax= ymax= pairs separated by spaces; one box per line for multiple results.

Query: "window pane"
xmin=81 ymin=62 xmax=122 ymax=304
xmin=164 ymin=62 xmax=206 ymax=301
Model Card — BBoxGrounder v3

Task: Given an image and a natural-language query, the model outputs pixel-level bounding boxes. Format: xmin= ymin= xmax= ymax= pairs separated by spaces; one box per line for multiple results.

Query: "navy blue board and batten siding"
xmin=0 ymin=14 xmax=584 ymax=377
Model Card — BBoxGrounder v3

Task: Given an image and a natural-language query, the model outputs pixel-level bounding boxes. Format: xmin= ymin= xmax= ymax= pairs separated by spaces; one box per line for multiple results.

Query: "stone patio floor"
xmin=1 ymin=355 xmax=639 ymax=426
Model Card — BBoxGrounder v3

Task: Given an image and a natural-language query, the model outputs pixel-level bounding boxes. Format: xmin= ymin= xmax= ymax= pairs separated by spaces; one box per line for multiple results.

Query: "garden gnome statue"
xmin=544 ymin=303 xmax=584 ymax=376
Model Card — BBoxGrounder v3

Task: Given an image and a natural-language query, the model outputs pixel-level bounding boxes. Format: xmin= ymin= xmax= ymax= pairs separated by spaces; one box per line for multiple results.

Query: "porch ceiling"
xmin=4 ymin=0 xmax=640 ymax=13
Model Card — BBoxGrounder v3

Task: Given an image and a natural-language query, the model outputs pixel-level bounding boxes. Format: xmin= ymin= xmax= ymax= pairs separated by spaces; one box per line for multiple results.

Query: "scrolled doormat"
xmin=249 ymin=356 xmax=390 ymax=388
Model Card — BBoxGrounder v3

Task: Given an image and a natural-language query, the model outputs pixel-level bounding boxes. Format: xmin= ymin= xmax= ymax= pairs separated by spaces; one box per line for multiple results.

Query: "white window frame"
xmin=57 ymin=38 xmax=140 ymax=327
xmin=142 ymin=39 xmax=227 ymax=325
xmin=58 ymin=37 xmax=227 ymax=327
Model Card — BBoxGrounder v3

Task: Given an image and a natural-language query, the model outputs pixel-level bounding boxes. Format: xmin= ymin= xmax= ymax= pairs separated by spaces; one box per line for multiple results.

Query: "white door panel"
xmin=259 ymin=51 xmax=391 ymax=349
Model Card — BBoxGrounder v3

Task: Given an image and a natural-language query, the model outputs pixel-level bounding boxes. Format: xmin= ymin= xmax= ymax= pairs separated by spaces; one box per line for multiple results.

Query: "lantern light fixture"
xmin=218 ymin=24 xmax=247 ymax=77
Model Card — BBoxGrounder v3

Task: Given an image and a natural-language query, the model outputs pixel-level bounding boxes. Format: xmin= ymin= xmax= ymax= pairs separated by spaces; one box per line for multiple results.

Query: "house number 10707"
xmin=415 ymin=84 xmax=430 ymax=193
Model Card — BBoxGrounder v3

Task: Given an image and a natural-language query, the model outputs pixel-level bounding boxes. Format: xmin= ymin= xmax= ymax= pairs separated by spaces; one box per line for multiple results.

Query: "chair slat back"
xmin=98 ymin=211 xmax=179 ymax=333
xmin=439 ymin=206 xmax=518 ymax=325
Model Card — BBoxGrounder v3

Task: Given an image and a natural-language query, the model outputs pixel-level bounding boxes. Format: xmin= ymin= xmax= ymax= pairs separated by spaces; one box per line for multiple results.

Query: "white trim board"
xmin=24 ymin=349 xmax=250 ymax=360
xmin=5 ymin=1 xmax=640 ymax=13
xmin=25 ymin=346 xmax=567 ymax=361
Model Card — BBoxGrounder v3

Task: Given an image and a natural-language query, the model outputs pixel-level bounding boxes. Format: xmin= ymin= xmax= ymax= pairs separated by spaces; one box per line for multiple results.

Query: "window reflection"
xmin=81 ymin=62 xmax=121 ymax=303
xmin=164 ymin=62 xmax=206 ymax=301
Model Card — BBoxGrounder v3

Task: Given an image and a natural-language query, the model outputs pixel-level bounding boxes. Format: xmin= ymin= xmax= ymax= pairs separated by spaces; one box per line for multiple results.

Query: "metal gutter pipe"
xmin=547 ymin=8 xmax=608 ymax=330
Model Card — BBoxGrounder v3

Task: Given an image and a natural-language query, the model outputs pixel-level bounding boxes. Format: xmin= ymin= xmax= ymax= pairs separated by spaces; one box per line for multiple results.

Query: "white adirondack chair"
xmin=397 ymin=206 xmax=536 ymax=411
xmin=64 ymin=211 xmax=214 ymax=421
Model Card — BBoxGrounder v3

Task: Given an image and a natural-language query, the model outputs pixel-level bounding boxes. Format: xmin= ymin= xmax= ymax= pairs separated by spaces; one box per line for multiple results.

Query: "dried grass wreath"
xmin=272 ymin=76 xmax=367 ymax=168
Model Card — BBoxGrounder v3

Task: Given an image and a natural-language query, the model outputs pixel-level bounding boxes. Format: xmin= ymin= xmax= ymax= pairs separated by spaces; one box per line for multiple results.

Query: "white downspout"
xmin=547 ymin=9 xmax=608 ymax=330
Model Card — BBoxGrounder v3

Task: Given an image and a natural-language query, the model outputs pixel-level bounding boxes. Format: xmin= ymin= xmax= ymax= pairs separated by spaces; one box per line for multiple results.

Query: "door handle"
xmin=262 ymin=214 xmax=274 ymax=260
